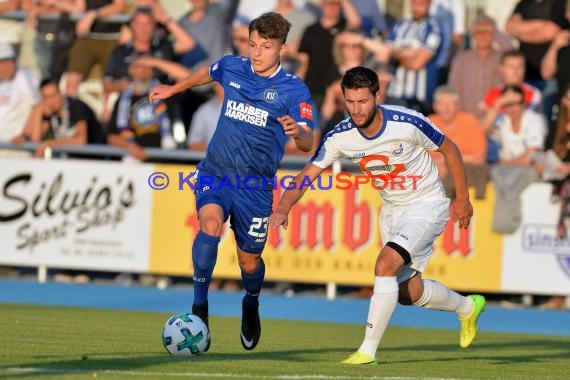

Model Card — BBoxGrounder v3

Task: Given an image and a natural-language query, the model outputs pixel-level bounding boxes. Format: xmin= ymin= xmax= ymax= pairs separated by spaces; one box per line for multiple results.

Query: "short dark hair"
xmin=341 ymin=66 xmax=380 ymax=96
xmin=500 ymin=49 xmax=525 ymax=64
xmin=40 ymin=78 xmax=57 ymax=90
xmin=501 ymin=84 xmax=524 ymax=96
xmin=249 ymin=12 xmax=291 ymax=44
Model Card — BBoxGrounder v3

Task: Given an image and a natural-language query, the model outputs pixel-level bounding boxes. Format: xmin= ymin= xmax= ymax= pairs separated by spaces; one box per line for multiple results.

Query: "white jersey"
xmin=312 ymin=105 xmax=446 ymax=206
xmin=0 ymin=68 xmax=40 ymax=142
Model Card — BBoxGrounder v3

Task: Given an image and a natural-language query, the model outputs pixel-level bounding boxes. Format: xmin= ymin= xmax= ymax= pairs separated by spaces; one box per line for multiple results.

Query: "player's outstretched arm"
xmin=437 ymin=137 xmax=473 ymax=229
xmin=148 ymin=66 xmax=213 ymax=103
xmin=269 ymin=163 xmax=326 ymax=230
xmin=277 ymin=116 xmax=313 ymax=152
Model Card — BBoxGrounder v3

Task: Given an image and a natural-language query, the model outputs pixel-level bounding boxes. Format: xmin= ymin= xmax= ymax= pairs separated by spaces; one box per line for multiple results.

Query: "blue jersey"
xmin=198 ymin=55 xmax=315 ymax=184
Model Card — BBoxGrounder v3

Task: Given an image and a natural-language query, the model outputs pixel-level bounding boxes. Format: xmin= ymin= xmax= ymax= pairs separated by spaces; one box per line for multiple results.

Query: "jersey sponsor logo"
xmin=224 ymin=100 xmax=269 ymax=127
xmin=264 ymin=89 xmax=278 ymax=103
xmin=299 ymin=102 xmax=313 ymax=121
xmin=229 ymin=81 xmax=241 ymax=89
xmin=391 ymin=143 xmax=404 ymax=156
xmin=358 ymin=154 xmax=406 ymax=182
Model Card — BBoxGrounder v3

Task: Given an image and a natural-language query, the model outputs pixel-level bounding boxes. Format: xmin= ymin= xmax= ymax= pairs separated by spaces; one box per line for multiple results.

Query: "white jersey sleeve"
xmin=311 ymin=125 xmax=346 ymax=168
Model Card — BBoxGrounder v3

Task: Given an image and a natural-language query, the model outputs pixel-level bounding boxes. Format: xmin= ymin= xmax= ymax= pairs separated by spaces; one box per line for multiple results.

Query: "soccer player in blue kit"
xmin=149 ymin=12 xmax=314 ymax=351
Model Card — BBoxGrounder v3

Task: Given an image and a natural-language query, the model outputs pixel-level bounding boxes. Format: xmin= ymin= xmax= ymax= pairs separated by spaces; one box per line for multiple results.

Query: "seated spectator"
xmin=107 ymin=59 xmax=175 ymax=161
xmin=428 ymin=86 xmax=488 ymax=199
xmin=17 ymin=78 xmax=104 ymax=157
xmin=448 ymin=15 xmax=502 ymax=115
xmin=0 ymin=44 xmax=40 ymax=148
xmin=481 ymin=50 xmax=542 ymax=133
xmin=488 ymin=85 xmax=546 ymax=233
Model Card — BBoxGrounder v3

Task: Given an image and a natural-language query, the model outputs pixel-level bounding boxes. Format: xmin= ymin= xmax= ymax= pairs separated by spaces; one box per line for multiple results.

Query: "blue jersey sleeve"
xmin=209 ymin=55 xmax=235 ymax=83
xmin=287 ymin=85 xmax=315 ymax=129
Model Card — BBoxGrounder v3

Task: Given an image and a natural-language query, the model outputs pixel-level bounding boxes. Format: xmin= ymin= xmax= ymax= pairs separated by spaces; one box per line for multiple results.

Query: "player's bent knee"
xmin=239 ymin=257 xmax=260 ymax=274
xmin=200 ymin=218 xmax=223 ymax=236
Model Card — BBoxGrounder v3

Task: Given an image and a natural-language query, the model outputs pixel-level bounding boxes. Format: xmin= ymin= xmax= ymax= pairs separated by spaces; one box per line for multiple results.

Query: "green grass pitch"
xmin=0 ymin=304 xmax=568 ymax=379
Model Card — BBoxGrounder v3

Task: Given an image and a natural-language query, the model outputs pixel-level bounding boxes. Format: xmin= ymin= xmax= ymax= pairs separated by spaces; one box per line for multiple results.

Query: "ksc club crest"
xmin=264 ymin=89 xmax=278 ymax=103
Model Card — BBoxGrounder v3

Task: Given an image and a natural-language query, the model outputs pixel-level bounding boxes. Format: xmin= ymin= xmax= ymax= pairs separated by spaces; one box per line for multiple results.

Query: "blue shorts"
xmin=194 ymin=171 xmax=273 ymax=254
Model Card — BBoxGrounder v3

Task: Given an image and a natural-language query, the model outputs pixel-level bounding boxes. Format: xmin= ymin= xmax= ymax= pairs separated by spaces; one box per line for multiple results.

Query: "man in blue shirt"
xmin=149 ymin=12 xmax=314 ymax=352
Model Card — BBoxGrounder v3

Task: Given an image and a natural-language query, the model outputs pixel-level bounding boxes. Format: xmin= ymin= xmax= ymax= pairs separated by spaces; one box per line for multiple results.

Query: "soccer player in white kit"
xmin=269 ymin=67 xmax=486 ymax=364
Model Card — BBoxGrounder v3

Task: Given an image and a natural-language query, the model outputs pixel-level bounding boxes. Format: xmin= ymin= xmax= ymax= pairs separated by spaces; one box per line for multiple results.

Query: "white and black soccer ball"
xmin=162 ymin=313 xmax=210 ymax=356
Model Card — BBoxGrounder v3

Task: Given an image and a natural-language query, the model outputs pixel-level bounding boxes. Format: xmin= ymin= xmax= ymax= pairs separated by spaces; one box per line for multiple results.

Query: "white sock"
xmin=413 ymin=279 xmax=473 ymax=318
xmin=358 ymin=276 xmax=399 ymax=358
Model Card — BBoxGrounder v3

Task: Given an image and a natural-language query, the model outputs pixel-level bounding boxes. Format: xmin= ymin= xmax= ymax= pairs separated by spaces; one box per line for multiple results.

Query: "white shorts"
xmin=380 ymin=197 xmax=450 ymax=284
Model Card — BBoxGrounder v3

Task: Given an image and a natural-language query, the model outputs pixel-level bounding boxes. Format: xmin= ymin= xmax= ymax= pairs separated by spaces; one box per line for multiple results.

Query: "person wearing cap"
xmin=0 ymin=43 xmax=40 ymax=146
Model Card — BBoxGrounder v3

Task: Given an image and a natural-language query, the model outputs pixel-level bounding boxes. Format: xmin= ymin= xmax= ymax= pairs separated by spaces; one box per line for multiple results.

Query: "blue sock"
xmin=192 ymin=231 xmax=220 ymax=306
xmin=241 ymin=258 xmax=265 ymax=309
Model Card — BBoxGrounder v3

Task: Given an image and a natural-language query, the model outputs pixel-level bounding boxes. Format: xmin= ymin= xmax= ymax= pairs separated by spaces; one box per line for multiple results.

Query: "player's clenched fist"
xmin=149 ymin=84 xmax=176 ymax=103
xmin=277 ymin=115 xmax=300 ymax=139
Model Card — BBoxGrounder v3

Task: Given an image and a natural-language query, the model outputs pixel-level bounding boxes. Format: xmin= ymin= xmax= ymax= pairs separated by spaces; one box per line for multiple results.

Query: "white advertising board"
xmin=501 ymin=183 xmax=570 ymax=295
xmin=0 ymin=158 xmax=154 ymax=272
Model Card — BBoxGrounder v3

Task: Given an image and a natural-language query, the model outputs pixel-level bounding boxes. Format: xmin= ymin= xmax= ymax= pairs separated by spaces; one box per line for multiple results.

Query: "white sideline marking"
xmin=2 ymin=367 xmax=468 ymax=380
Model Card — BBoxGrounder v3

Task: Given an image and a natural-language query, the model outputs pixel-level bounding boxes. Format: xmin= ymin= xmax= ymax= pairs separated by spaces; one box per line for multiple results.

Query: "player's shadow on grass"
xmin=380 ymin=338 xmax=570 ymax=365
xmin=0 ymin=347 xmax=351 ymax=379
xmin=387 ymin=338 xmax=570 ymax=353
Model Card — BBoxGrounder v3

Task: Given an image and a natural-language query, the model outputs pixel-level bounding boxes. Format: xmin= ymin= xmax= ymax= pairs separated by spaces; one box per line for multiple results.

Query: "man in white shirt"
xmin=270 ymin=66 xmax=485 ymax=365
xmin=0 ymin=44 xmax=40 ymax=143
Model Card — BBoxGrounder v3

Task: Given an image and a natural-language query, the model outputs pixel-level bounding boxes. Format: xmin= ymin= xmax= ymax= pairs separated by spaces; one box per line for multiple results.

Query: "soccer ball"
xmin=162 ymin=313 xmax=210 ymax=356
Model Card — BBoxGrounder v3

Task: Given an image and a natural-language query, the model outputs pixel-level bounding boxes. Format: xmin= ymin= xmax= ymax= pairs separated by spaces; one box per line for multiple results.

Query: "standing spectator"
xmin=506 ymin=0 xmax=570 ymax=120
xmin=428 ymin=85 xmax=488 ymax=199
xmin=541 ymin=28 xmax=570 ymax=104
xmin=177 ymin=0 xmax=235 ymax=133
xmin=107 ymin=59 xmax=175 ymax=161
xmin=0 ymin=0 xmax=24 ymax=56
xmin=273 ymin=0 xmax=315 ymax=73
xmin=21 ymin=0 xmax=84 ymax=81
xmin=297 ymin=0 xmax=361 ymax=110
xmin=65 ymin=0 xmax=127 ymax=97
xmin=430 ymin=0 xmax=466 ymax=85
xmin=0 ymin=44 xmax=40 ymax=145
xmin=385 ymin=0 xmax=442 ymax=114
xmin=19 ymin=78 xmax=104 ymax=157
xmin=506 ymin=0 xmax=569 ymax=87
xmin=178 ymin=0 xmax=235 ymax=70
xmin=448 ymin=15 xmax=502 ymax=115
xmin=351 ymin=0 xmax=388 ymax=38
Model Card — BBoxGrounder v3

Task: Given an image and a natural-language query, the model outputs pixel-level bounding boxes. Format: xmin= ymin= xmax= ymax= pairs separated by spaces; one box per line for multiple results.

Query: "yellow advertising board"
xmin=149 ymin=164 xmax=503 ymax=292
